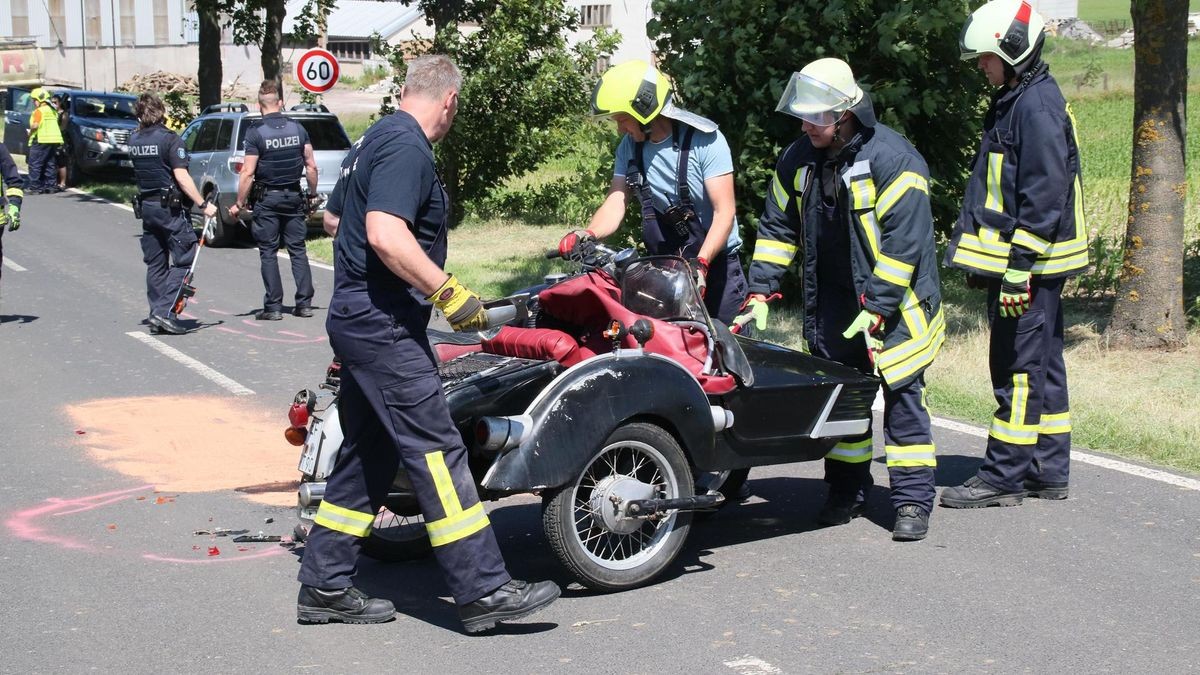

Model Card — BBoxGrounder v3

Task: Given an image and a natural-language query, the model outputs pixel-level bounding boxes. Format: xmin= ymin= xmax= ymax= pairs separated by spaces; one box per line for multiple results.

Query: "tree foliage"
xmin=649 ymin=0 xmax=988 ymax=240
xmin=195 ymin=0 xmax=298 ymax=110
xmin=371 ymin=0 xmax=619 ymax=223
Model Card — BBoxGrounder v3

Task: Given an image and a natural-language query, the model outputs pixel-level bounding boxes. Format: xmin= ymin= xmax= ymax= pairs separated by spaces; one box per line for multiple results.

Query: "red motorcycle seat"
xmin=482 ymin=326 xmax=581 ymax=364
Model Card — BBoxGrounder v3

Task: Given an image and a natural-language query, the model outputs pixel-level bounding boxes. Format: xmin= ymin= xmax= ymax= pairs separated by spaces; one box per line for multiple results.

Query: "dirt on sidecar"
xmin=291 ymin=248 xmax=878 ymax=592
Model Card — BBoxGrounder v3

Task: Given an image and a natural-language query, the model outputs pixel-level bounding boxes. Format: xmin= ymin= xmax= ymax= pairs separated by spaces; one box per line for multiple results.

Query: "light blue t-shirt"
xmin=613 ymin=127 xmax=742 ymax=251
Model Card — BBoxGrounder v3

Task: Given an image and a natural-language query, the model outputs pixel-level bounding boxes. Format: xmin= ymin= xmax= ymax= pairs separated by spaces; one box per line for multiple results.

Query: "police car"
xmin=178 ymin=102 xmax=351 ymax=246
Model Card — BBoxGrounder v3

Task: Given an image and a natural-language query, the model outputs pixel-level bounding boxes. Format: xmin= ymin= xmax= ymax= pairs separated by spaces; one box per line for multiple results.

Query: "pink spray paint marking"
xmin=6 ymin=486 xmax=289 ymax=565
xmin=4 ymin=485 xmax=152 ymax=549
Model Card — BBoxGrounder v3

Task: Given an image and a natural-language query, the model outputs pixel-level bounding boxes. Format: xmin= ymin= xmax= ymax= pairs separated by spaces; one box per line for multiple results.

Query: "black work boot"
xmin=1023 ymin=478 xmax=1069 ymax=500
xmin=459 ymin=579 xmax=561 ymax=634
xmin=148 ymin=314 xmax=187 ymax=335
xmin=294 ymin=305 xmax=314 ymax=318
xmin=940 ymin=476 xmax=1026 ymax=509
xmin=892 ymin=505 xmax=930 ymax=541
xmin=296 ymin=585 xmax=395 ymax=624
xmin=255 ymin=308 xmax=284 ymax=321
xmin=817 ymin=490 xmax=866 ymax=526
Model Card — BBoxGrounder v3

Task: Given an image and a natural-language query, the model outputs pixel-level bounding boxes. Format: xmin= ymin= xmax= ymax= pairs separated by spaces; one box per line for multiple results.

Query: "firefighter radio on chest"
xmin=659 ymin=201 xmax=699 ymax=239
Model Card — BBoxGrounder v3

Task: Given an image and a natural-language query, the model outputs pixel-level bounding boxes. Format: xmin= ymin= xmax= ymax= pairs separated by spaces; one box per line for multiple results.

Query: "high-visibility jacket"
xmin=944 ymin=67 xmax=1088 ymax=278
xmin=748 ymin=123 xmax=944 ymax=388
xmin=1 ymin=145 xmax=25 ymax=205
xmin=31 ymin=103 xmax=64 ymax=144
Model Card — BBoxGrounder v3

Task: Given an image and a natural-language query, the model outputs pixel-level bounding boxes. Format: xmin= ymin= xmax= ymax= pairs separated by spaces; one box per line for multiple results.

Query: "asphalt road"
xmin=1 ymin=191 xmax=1198 ymax=674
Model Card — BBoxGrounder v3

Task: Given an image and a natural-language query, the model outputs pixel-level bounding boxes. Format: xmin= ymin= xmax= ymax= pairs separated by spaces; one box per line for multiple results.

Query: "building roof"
xmin=283 ymin=0 xmax=423 ymax=41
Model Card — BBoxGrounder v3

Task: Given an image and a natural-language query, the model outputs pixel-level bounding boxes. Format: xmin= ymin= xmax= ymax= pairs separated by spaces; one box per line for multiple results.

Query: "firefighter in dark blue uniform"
xmin=941 ymin=0 xmax=1087 ymax=508
xmin=295 ymin=55 xmax=560 ymax=632
xmin=558 ymin=60 xmax=747 ymax=324
xmin=128 ymin=93 xmax=217 ymax=335
xmin=0 ymin=144 xmax=25 ymax=285
xmin=736 ymin=59 xmax=945 ymax=541
xmin=229 ymin=80 xmax=318 ymax=320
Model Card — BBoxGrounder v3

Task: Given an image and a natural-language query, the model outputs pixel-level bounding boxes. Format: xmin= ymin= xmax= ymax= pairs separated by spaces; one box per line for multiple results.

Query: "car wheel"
xmin=542 ymin=422 xmax=693 ymax=592
xmin=202 ymin=192 xmax=237 ymax=247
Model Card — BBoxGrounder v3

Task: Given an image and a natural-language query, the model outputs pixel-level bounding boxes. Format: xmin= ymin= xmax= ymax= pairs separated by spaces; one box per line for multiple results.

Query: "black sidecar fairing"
xmin=698 ymin=335 xmax=879 ymax=471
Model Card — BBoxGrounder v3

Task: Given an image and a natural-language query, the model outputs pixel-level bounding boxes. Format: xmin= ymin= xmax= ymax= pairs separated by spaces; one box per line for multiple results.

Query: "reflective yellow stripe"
xmin=1012 ymin=229 xmax=1051 ymax=254
xmin=885 ymin=444 xmax=937 ymax=468
xmin=875 ymin=171 xmax=928 ymax=217
xmin=826 ymin=438 xmax=873 ymax=463
xmin=859 ymin=212 xmax=882 ymax=259
xmin=984 ymin=152 xmax=1004 ymax=212
xmin=850 ymin=178 xmax=876 ymax=210
xmin=5 ymin=186 xmax=22 ymax=199
xmin=877 ymin=307 xmax=945 ymax=385
xmin=874 ymin=253 xmax=915 ymax=287
xmin=1040 ymin=411 xmax=1072 ymax=434
xmin=752 ymin=239 xmax=798 ymax=267
xmin=989 ymin=416 xmax=1039 ymax=445
xmin=313 ymin=501 xmax=375 ymax=538
xmin=1032 ymin=250 xmax=1089 ymax=275
xmin=770 ymin=172 xmax=789 ymax=210
xmin=1010 ymin=373 xmax=1029 ymax=428
xmin=426 ymin=451 xmax=462 ymax=517
xmin=426 ymin=502 xmax=490 ymax=547
xmin=793 ymin=166 xmax=809 ymax=193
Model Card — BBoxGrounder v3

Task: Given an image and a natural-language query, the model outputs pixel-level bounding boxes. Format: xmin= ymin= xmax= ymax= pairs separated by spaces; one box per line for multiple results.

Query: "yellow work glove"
xmin=842 ymin=308 xmax=884 ymax=353
xmin=4 ymin=203 xmax=18 ymax=232
xmin=428 ymin=274 xmax=489 ymax=331
xmin=731 ymin=293 xmax=780 ymax=333
xmin=999 ymin=269 xmax=1032 ymax=318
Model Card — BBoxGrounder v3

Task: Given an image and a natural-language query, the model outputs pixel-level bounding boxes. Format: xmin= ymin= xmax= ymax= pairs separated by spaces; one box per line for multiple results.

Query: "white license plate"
xmin=118 ymin=159 xmax=133 ymax=168
xmin=297 ymin=418 xmax=324 ymax=475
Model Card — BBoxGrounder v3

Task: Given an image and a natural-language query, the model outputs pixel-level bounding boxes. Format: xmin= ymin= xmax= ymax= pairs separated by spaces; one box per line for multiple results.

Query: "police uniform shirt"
xmin=328 ymin=110 xmax=448 ymax=297
xmin=129 ymin=124 xmax=188 ymax=192
xmin=243 ymin=113 xmax=309 ymax=187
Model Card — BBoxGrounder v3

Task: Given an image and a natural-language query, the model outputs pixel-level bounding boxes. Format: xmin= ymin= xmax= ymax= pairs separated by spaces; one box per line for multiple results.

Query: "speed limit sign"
xmin=295 ymin=48 xmax=340 ymax=93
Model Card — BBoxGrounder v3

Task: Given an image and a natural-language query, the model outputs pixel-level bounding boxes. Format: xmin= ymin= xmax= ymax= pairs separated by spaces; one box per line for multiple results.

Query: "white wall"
xmin=1031 ymin=0 xmax=1080 ymax=20
xmin=566 ymin=0 xmax=655 ymax=65
xmin=42 ymin=43 xmax=263 ymax=92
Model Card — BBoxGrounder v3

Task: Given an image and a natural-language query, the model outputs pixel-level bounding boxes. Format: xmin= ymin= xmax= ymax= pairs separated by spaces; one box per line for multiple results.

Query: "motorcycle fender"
xmin=481 ymin=352 xmax=714 ymax=492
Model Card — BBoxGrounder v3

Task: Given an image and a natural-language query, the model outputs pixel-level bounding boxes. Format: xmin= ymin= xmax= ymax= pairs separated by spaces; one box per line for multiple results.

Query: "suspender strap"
xmin=675 ymin=125 xmax=695 ymax=210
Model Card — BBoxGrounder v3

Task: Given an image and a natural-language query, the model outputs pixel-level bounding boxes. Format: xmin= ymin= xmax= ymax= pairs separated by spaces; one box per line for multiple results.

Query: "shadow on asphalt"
xmin=934 ymin=454 xmax=983 ymax=487
xmin=0 ymin=314 xmax=38 ymax=324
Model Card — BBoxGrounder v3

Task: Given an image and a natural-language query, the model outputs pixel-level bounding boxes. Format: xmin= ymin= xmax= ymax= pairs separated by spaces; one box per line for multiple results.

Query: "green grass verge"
xmin=1076 ymin=1 xmax=1200 ymax=27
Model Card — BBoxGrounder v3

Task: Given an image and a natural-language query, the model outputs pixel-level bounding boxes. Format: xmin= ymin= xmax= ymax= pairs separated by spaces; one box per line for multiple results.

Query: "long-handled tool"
xmin=168 ymin=201 xmax=218 ymax=320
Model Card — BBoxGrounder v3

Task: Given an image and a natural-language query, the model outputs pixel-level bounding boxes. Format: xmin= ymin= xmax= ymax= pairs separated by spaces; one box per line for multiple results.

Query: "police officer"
xmin=736 ymin=59 xmax=945 ymax=541
xmin=559 ymin=60 xmax=747 ymax=324
xmin=26 ymin=88 xmax=63 ymax=194
xmin=941 ymin=0 xmax=1087 ymax=508
xmin=0 ymin=144 xmax=25 ymax=285
xmin=296 ymin=55 xmax=560 ymax=632
xmin=229 ymin=80 xmax=318 ymax=320
xmin=129 ymin=93 xmax=217 ymax=335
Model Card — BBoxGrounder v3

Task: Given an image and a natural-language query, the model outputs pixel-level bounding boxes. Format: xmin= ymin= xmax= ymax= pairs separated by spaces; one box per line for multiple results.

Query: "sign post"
xmin=295 ymin=48 xmax=340 ymax=94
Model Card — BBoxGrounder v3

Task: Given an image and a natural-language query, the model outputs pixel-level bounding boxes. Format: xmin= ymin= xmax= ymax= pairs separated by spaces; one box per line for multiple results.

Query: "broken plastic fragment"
xmin=207 ymin=546 xmax=220 ymax=556
xmin=106 ymin=524 xmax=117 ymax=531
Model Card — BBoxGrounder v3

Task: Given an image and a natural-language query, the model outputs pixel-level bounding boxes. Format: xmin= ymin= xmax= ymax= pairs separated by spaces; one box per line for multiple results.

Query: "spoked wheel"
xmin=542 ymin=422 xmax=693 ymax=591
xmin=361 ymin=506 xmax=431 ymax=562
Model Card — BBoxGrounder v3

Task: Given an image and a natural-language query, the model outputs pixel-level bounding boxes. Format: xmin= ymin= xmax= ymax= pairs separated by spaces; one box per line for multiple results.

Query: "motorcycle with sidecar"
xmin=286 ymin=244 xmax=878 ymax=591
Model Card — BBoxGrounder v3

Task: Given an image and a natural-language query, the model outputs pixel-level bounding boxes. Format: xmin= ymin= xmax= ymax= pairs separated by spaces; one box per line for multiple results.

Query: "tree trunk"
xmin=197 ymin=0 xmax=223 ymax=111
xmin=1105 ymin=0 xmax=1189 ymax=349
xmin=261 ymin=0 xmax=287 ymax=96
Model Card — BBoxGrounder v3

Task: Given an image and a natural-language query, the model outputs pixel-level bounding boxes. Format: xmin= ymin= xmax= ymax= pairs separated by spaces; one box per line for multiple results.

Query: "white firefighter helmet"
xmin=959 ymin=0 xmax=1046 ymax=67
xmin=776 ymin=57 xmax=875 ymax=128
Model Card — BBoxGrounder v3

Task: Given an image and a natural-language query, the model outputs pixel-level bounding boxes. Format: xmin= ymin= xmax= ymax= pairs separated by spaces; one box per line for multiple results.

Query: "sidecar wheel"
xmin=361 ymin=508 xmax=431 ymax=562
xmin=542 ymin=422 xmax=692 ymax=592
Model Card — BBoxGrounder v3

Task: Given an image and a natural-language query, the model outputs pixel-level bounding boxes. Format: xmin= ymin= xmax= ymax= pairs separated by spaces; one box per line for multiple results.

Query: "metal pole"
xmin=109 ymin=0 xmax=118 ymax=90
xmin=79 ymin=0 xmax=88 ymax=89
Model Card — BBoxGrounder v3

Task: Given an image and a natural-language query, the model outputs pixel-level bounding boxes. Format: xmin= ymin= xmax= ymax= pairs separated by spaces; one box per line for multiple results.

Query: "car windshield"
xmin=236 ymin=116 xmax=351 ymax=152
xmin=620 ymin=257 xmax=708 ymax=322
xmin=71 ymin=95 xmax=137 ymax=121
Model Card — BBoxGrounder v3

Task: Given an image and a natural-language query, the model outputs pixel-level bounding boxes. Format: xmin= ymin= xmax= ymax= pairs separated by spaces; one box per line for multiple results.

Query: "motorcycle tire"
xmin=360 ymin=508 xmax=431 ymax=562
xmin=692 ymin=468 xmax=751 ymax=521
xmin=542 ymin=422 xmax=692 ymax=592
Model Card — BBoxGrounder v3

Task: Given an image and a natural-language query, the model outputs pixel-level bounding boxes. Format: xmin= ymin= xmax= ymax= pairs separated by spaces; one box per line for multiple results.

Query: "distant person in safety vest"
xmin=230 ymin=80 xmax=319 ymax=320
xmin=26 ymin=87 xmax=64 ymax=194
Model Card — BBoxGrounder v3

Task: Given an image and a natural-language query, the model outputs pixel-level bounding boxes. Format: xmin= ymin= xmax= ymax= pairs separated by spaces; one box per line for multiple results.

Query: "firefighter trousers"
xmin=297 ymin=331 xmax=511 ymax=605
xmin=810 ymin=294 xmax=937 ymax=513
xmin=976 ymin=277 xmax=1071 ymax=492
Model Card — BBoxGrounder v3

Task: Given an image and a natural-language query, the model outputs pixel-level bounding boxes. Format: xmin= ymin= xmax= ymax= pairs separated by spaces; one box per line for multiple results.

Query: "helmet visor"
xmin=776 ymin=72 xmax=855 ymax=126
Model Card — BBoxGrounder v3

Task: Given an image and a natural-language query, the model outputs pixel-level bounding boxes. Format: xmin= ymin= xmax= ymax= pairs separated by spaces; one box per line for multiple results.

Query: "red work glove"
xmin=557 ymin=229 xmax=596 ymax=258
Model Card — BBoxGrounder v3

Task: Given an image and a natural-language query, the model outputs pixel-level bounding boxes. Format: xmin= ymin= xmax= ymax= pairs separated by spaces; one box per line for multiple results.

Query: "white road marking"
xmin=126 ymin=331 xmax=255 ymax=396
xmin=69 ymin=187 xmax=134 ymax=212
xmin=279 ymin=249 xmax=334 ymax=271
xmin=930 ymin=416 xmax=1200 ymax=491
xmin=2 ymin=258 xmax=26 ymax=272
xmin=724 ymin=656 xmax=784 ymax=675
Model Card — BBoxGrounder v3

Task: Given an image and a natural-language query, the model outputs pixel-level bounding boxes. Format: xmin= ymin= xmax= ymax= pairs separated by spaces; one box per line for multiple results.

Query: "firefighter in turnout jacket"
xmin=941 ymin=0 xmax=1086 ymax=508
xmin=0 ymin=144 xmax=25 ymax=286
xmin=736 ymin=59 xmax=944 ymax=541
